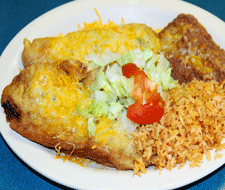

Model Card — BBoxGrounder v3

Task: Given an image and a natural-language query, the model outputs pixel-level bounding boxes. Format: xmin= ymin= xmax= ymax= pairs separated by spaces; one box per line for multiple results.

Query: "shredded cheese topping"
xmin=23 ymin=10 xmax=160 ymax=67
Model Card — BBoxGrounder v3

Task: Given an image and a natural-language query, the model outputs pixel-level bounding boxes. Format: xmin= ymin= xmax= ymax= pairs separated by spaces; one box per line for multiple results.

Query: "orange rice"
xmin=133 ymin=79 xmax=225 ymax=172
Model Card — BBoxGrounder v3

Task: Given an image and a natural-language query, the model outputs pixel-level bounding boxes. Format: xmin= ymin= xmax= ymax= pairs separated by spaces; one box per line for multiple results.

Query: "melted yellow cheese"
xmin=23 ymin=22 xmax=160 ymax=66
xmin=78 ymin=8 xmax=120 ymax=30
xmin=20 ymin=14 xmax=157 ymax=154
xmin=26 ymin=62 xmax=90 ymax=138
xmin=23 ymin=62 xmax=132 ymax=152
xmin=95 ymin=116 xmax=132 ymax=154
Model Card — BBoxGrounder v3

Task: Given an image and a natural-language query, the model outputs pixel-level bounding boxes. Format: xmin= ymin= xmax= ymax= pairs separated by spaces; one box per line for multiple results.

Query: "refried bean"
xmin=159 ymin=14 xmax=225 ymax=84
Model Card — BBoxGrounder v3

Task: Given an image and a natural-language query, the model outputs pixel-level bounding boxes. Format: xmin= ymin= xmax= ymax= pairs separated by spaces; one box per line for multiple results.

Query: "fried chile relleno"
xmin=22 ymin=23 xmax=161 ymax=67
xmin=1 ymin=60 xmax=147 ymax=170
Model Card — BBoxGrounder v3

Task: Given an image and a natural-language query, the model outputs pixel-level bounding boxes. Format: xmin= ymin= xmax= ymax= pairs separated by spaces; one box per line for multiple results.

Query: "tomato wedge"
xmin=122 ymin=63 xmax=140 ymax=78
xmin=127 ymin=93 xmax=165 ymax=125
xmin=122 ymin=63 xmax=165 ymax=125
xmin=132 ymin=70 xmax=158 ymax=104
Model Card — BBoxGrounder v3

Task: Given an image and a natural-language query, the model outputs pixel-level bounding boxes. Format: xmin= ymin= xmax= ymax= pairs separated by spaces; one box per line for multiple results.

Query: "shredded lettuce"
xmin=90 ymin=63 xmax=133 ymax=99
xmin=144 ymin=53 xmax=178 ymax=91
xmin=85 ymin=49 xmax=121 ymax=67
xmin=117 ymin=50 xmax=136 ymax=66
xmin=108 ymin=102 xmax=123 ymax=120
xmin=105 ymin=64 xmax=132 ymax=97
xmin=80 ymin=48 xmax=178 ymax=135
xmin=92 ymin=102 xmax=109 ymax=118
xmin=87 ymin=117 xmax=96 ymax=136
xmin=90 ymin=68 xmax=114 ymax=93
xmin=117 ymin=48 xmax=152 ymax=69
xmin=85 ymin=63 xmax=134 ymax=120
xmin=77 ymin=99 xmax=95 ymax=118
xmin=143 ymin=47 xmax=154 ymax=62
xmin=117 ymin=110 xmax=139 ymax=133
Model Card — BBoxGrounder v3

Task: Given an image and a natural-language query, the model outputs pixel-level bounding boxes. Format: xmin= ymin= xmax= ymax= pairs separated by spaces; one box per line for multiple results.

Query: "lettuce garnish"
xmin=80 ymin=48 xmax=178 ymax=134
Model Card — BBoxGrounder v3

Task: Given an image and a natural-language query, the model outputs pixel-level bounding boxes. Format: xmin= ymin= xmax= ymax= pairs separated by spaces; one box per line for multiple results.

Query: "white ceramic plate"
xmin=0 ymin=0 xmax=225 ymax=189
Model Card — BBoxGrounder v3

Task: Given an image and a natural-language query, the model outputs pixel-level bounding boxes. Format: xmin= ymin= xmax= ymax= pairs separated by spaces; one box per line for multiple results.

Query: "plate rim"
xmin=0 ymin=0 xmax=225 ymax=190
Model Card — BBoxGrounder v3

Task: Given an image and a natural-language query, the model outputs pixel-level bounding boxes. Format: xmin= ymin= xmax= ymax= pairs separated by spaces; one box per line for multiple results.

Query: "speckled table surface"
xmin=0 ymin=0 xmax=224 ymax=189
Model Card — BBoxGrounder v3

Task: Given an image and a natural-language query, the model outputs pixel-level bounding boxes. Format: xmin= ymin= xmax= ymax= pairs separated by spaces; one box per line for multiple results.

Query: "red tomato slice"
xmin=122 ymin=63 xmax=140 ymax=78
xmin=132 ymin=70 xmax=158 ymax=104
xmin=122 ymin=63 xmax=165 ymax=124
xmin=132 ymin=70 xmax=146 ymax=103
xmin=127 ymin=97 xmax=165 ymax=125
xmin=144 ymin=91 xmax=161 ymax=105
